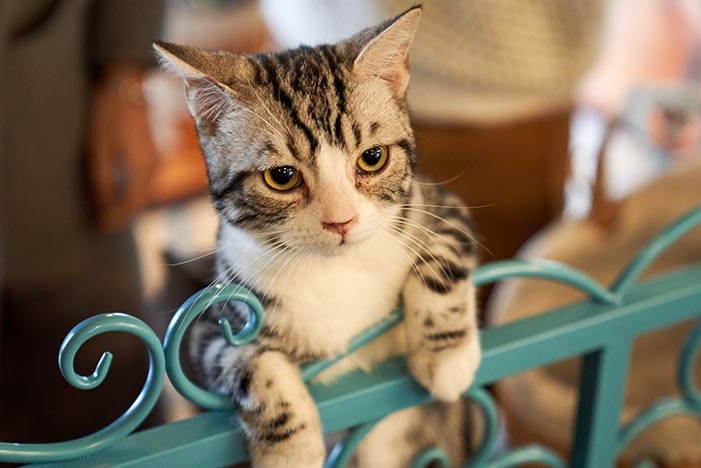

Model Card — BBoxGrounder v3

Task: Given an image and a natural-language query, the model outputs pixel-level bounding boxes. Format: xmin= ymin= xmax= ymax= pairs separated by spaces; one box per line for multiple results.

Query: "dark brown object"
xmin=413 ymin=110 xmax=570 ymax=263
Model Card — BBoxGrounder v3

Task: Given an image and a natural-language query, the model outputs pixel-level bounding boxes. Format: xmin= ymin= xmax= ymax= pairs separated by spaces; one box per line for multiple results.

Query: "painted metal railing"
xmin=0 ymin=205 xmax=700 ymax=467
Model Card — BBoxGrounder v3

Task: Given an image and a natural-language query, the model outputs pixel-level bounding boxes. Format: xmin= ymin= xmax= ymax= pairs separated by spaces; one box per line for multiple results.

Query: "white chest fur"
xmin=220 ymin=225 xmax=413 ymax=357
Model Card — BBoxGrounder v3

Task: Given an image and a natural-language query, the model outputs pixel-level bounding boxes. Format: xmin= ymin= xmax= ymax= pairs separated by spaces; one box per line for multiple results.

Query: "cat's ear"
xmin=351 ymin=5 xmax=422 ymax=95
xmin=153 ymin=41 xmax=240 ymax=123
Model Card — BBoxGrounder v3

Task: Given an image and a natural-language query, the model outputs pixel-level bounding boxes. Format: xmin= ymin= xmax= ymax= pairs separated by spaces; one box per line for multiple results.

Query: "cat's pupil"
xmin=270 ymin=166 xmax=295 ymax=185
xmin=362 ymin=147 xmax=383 ymax=166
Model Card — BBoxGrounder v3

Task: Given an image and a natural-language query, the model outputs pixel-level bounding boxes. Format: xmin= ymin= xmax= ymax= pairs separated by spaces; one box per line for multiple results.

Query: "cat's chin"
xmin=313 ymin=241 xmax=354 ymax=257
xmin=311 ymin=235 xmax=368 ymax=257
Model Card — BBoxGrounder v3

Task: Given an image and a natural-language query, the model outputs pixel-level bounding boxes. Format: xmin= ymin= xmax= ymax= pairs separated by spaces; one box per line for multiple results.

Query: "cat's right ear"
xmin=351 ymin=5 xmax=422 ymax=96
xmin=153 ymin=41 xmax=236 ymax=123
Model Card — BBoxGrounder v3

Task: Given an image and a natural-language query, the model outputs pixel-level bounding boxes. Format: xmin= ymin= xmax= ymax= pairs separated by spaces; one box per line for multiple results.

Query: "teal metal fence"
xmin=1 ymin=206 xmax=700 ymax=467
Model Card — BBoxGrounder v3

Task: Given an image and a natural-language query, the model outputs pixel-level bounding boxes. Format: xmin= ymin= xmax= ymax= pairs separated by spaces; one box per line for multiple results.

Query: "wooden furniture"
xmin=414 ymin=110 xmax=570 ymax=264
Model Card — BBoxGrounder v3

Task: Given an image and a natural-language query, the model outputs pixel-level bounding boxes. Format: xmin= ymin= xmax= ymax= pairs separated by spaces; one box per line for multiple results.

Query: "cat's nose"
xmin=321 ymin=217 xmax=357 ymax=236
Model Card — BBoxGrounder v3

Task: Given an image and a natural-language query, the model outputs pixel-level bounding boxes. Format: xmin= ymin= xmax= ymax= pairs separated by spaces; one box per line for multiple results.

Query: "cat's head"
xmin=155 ymin=6 xmax=421 ymax=256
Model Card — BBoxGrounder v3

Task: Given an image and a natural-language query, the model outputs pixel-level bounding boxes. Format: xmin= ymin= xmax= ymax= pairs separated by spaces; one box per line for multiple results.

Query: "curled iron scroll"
xmin=0 ymin=313 xmax=165 ymax=464
xmin=612 ymin=206 xmax=701 ymax=297
xmin=617 ymin=319 xmax=701 ymax=454
xmin=163 ymin=283 xmax=264 ymax=410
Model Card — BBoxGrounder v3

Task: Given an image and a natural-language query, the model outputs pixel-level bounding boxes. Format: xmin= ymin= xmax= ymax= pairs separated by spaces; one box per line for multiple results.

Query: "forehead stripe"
xmin=319 ymin=46 xmax=350 ymax=148
xmin=259 ymin=55 xmax=319 ymax=157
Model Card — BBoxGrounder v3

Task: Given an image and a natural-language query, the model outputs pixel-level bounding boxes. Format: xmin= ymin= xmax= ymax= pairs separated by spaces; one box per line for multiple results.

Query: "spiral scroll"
xmin=163 ymin=283 xmax=264 ymax=410
xmin=678 ymin=319 xmax=701 ymax=411
xmin=617 ymin=318 xmax=701 ymax=455
xmin=0 ymin=313 xmax=165 ymax=464
xmin=462 ymin=388 xmax=565 ymax=468
xmin=612 ymin=206 xmax=701 ymax=297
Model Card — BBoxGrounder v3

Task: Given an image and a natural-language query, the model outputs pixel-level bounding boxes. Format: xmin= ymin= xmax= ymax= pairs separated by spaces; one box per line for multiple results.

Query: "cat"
xmin=155 ymin=5 xmax=481 ymax=467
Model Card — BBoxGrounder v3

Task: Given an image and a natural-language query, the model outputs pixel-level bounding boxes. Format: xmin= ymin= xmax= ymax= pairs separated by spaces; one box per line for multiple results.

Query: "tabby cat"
xmin=155 ymin=6 xmax=481 ymax=467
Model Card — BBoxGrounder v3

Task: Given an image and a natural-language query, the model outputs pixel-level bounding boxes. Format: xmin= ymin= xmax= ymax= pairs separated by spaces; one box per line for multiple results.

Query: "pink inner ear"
xmin=377 ymin=54 xmax=411 ymax=90
xmin=354 ymin=16 xmax=418 ymax=96
xmin=186 ymin=77 xmax=232 ymax=122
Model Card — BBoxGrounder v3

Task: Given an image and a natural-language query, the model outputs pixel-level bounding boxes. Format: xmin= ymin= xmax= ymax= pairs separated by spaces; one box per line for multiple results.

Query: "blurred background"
xmin=1 ymin=0 xmax=701 ymax=464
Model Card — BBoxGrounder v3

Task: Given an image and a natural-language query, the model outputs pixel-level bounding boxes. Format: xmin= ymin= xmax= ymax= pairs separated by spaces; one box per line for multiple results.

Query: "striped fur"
xmin=156 ymin=6 xmax=481 ymax=467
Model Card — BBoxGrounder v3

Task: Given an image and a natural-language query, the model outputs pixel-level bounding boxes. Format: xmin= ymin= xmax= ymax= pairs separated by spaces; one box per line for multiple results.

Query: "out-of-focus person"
xmin=0 ymin=0 xmax=164 ymax=442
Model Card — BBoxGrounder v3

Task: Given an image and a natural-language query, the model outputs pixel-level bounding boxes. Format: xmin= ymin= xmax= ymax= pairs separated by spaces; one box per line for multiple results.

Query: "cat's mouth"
xmin=314 ymin=228 xmax=367 ymax=256
xmin=323 ymin=233 xmax=352 ymax=252
xmin=278 ymin=222 xmax=370 ymax=257
xmin=330 ymin=230 xmax=350 ymax=245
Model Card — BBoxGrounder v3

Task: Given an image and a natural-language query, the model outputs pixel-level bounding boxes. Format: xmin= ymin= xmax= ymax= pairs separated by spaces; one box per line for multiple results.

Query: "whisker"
xmin=216 ymin=237 xmax=289 ymax=293
xmin=237 ymin=104 xmax=288 ymax=143
xmin=253 ymin=88 xmax=295 ymax=139
xmin=396 ymin=202 xmax=494 ymax=211
xmin=383 ymin=223 xmax=453 ymax=284
xmin=218 ymin=237 xmax=289 ymax=295
xmin=209 ymin=237 xmax=294 ymax=321
xmin=398 ymin=207 xmax=493 ymax=257
xmin=414 ymin=169 xmax=470 ymax=187
xmin=269 ymin=241 xmax=307 ymax=290
xmin=377 ymin=228 xmax=429 ymax=287
xmin=164 ymin=228 xmax=287 ymax=267
xmin=187 ymin=263 xmax=237 ymax=328
xmin=390 ymin=216 xmax=459 ymax=247
xmin=274 ymin=245 xmax=309 ymax=308
xmin=164 ymin=247 xmax=225 ymax=267
xmin=196 ymin=235 xmax=288 ymax=316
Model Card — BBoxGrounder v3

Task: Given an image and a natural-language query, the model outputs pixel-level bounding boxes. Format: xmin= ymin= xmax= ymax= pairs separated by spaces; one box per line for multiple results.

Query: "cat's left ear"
xmin=153 ymin=41 xmax=244 ymax=123
xmin=352 ymin=5 xmax=422 ymax=96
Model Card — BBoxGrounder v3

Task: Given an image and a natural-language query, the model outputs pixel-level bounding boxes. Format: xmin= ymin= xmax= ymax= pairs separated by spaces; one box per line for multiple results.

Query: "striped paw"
xmin=236 ymin=352 xmax=326 ymax=468
xmin=408 ymin=334 xmax=481 ymax=402
xmin=248 ymin=427 xmax=326 ymax=468
xmin=242 ymin=396 xmax=326 ymax=468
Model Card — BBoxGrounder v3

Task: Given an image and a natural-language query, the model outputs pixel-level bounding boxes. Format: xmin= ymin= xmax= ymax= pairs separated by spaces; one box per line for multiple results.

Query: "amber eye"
xmin=357 ymin=146 xmax=389 ymax=173
xmin=263 ymin=166 xmax=301 ymax=191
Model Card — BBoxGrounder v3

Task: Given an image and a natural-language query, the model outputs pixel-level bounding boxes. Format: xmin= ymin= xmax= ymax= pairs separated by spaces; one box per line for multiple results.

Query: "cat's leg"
xmin=402 ymin=227 xmax=481 ymax=402
xmin=350 ymin=401 xmax=469 ymax=468
xmin=197 ymin=335 xmax=325 ymax=468
xmin=191 ymin=296 xmax=325 ymax=467
xmin=236 ymin=351 xmax=325 ymax=468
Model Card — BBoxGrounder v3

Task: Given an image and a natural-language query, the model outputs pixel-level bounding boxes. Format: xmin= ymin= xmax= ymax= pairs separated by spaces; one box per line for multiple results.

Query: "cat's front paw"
xmin=249 ymin=432 xmax=325 ymax=468
xmin=243 ymin=404 xmax=326 ymax=468
xmin=408 ymin=334 xmax=481 ymax=402
xmin=237 ymin=352 xmax=326 ymax=468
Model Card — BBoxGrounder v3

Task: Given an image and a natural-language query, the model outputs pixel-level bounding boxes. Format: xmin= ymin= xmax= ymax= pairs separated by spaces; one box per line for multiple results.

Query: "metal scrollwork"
xmin=302 ymin=310 xmax=403 ymax=382
xmin=612 ymin=207 xmax=701 ymax=298
xmin=617 ymin=319 xmax=701 ymax=454
xmin=472 ymin=259 xmax=619 ymax=305
xmin=469 ymin=388 xmax=566 ymax=468
xmin=678 ymin=319 xmax=701 ymax=411
xmin=163 ymin=283 xmax=264 ymax=410
xmin=466 ymin=387 xmax=501 ymax=466
xmin=0 ymin=313 xmax=165 ymax=464
xmin=325 ymin=420 xmax=381 ymax=468
xmin=412 ymin=447 xmax=451 ymax=468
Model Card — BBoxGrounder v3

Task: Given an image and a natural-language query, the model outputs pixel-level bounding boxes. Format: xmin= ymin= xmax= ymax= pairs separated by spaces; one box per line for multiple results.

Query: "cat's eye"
xmin=263 ymin=166 xmax=301 ymax=191
xmin=357 ymin=146 xmax=389 ymax=174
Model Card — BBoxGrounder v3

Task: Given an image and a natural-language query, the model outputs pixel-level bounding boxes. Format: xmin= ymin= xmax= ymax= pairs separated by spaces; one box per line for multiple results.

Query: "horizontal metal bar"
xmin=37 ymin=264 xmax=701 ymax=467
xmin=478 ymin=264 xmax=701 ymax=384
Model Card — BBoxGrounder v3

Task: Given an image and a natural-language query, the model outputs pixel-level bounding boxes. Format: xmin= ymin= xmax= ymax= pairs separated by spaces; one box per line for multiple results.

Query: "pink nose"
xmin=322 ymin=217 xmax=356 ymax=236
